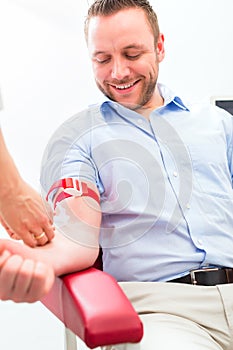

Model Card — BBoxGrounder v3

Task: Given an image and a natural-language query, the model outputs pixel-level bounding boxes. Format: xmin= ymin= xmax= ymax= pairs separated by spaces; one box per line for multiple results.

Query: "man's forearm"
xmin=1 ymin=230 xmax=99 ymax=276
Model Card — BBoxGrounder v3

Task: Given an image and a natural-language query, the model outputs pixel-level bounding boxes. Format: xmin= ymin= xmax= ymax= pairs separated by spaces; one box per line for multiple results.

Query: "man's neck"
xmin=136 ymin=93 xmax=164 ymax=119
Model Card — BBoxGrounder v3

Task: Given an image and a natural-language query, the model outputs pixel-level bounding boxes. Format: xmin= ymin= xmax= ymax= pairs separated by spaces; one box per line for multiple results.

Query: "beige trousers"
xmin=102 ymin=282 xmax=233 ymax=350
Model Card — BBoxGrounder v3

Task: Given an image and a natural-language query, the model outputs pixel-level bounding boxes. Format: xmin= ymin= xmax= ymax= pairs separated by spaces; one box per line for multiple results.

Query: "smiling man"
xmin=2 ymin=1 xmax=233 ymax=350
xmin=86 ymin=6 xmax=164 ymax=116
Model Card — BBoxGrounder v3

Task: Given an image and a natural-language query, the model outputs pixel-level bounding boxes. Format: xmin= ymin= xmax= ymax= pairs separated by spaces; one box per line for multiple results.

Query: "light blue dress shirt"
xmin=41 ymin=83 xmax=233 ymax=282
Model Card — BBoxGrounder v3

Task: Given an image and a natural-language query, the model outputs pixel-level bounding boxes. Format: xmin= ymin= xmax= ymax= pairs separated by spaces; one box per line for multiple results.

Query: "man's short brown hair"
xmin=84 ymin=0 xmax=160 ymax=47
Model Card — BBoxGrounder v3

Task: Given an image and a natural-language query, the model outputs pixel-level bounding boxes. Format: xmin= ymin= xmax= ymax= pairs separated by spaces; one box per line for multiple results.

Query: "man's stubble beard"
xmin=95 ymin=73 xmax=157 ymax=111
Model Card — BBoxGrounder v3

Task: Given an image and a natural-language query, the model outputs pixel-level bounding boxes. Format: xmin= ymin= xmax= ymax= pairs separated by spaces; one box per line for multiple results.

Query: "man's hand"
xmin=0 ymin=181 xmax=55 ymax=247
xmin=0 ymin=246 xmax=55 ymax=303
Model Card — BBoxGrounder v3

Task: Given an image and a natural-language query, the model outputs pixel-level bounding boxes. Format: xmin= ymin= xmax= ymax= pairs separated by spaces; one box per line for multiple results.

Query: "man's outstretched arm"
xmin=0 ymin=194 xmax=101 ymax=303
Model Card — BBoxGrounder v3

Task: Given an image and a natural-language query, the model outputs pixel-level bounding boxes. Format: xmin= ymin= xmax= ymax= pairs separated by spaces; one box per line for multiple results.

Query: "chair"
xmin=40 ymin=253 xmax=143 ymax=349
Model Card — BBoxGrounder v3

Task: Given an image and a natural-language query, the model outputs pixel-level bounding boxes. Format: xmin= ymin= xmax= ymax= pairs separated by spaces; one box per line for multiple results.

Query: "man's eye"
xmin=96 ymin=57 xmax=110 ymax=64
xmin=126 ymin=54 xmax=140 ymax=60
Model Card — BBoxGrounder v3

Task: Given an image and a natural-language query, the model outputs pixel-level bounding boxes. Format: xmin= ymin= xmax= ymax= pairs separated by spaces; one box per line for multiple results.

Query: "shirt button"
xmin=197 ymin=239 xmax=203 ymax=245
xmin=137 ymin=119 xmax=143 ymax=125
xmin=173 ymin=171 xmax=178 ymax=177
xmin=186 ymin=204 xmax=191 ymax=209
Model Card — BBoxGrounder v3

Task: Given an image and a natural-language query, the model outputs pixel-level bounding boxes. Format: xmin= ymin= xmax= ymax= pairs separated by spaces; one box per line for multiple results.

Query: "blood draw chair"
xmin=40 ymin=253 xmax=143 ymax=350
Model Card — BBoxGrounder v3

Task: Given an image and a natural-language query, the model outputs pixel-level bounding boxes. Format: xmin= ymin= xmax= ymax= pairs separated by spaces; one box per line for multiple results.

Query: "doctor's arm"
xmin=0 ymin=129 xmax=55 ymax=246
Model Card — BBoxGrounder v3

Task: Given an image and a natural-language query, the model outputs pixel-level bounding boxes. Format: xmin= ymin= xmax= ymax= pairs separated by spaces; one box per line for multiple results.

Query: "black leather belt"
xmin=168 ymin=267 xmax=233 ymax=286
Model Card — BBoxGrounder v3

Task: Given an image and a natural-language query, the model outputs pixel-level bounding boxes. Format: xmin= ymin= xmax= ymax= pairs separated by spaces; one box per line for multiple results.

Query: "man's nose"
xmin=111 ymin=59 xmax=130 ymax=80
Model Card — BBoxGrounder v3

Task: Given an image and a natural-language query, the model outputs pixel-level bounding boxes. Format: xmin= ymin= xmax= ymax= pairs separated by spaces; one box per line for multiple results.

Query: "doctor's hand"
xmin=0 ymin=181 xmax=55 ymax=247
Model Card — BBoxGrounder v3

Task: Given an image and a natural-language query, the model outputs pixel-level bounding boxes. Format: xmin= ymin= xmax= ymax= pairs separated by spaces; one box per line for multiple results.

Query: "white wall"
xmin=157 ymin=0 xmax=233 ymax=100
xmin=0 ymin=1 xmax=233 ymax=349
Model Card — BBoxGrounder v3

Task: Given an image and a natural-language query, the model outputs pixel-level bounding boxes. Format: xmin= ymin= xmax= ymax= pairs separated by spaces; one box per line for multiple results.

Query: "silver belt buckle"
xmin=190 ymin=267 xmax=219 ymax=285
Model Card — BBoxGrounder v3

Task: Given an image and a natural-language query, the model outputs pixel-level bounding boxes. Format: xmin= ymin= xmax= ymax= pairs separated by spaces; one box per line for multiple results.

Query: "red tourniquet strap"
xmin=46 ymin=178 xmax=100 ymax=209
xmin=54 ymin=191 xmax=72 ymax=208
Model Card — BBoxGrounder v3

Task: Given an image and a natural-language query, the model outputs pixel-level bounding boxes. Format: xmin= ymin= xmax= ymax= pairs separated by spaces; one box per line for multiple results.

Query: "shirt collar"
xmin=157 ymin=83 xmax=190 ymax=111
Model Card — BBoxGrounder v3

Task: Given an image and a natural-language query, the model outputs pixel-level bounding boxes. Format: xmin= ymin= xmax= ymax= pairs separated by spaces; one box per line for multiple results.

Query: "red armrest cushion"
xmin=40 ymin=268 xmax=143 ymax=349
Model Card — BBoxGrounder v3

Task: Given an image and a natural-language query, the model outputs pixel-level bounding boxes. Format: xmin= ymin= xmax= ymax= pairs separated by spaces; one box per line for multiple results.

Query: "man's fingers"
xmin=0 ymin=252 xmax=55 ymax=303
xmin=0 ymin=249 xmax=11 ymax=265
xmin=9 ymin=259 xmax=35 ymax=299
xmin=0 ymin=254 xmax=23 ymax=300
xmin=24 ymin=262 xmax=55 ymax=303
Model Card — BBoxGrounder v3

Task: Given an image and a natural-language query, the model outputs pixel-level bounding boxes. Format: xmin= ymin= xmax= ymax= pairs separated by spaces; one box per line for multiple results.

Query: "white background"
xmin=0 ymin=0 xmax=233 ymax=349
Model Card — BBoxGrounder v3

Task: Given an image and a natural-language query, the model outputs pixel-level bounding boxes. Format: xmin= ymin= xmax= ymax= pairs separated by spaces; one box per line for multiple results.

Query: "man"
xmin=0 ymin=89 xmax=55 ymax=246
xmin=2 ymin=1 xmax=233 ymax=349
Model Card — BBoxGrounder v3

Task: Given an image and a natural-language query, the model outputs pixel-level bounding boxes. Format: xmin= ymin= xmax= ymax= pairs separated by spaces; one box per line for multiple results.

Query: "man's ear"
xmin=156 ymin=33 xmax=165 ymax=62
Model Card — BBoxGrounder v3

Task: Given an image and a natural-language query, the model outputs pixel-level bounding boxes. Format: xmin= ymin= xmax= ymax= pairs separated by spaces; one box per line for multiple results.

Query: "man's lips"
xmin=108 ymin=80 xmax=140 ymax=94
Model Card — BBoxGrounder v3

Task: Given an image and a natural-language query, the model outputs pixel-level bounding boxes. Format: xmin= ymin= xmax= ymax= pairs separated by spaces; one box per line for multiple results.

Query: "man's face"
xmin=87 ymin=8 xmax=164 ymax=112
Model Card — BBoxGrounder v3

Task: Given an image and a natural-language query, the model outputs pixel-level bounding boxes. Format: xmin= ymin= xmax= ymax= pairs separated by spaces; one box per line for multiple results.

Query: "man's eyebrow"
xmin=123 ymin=44 xmax=145 ymax=50
xmin=92 ymin=51 xmax=107 ymax=56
